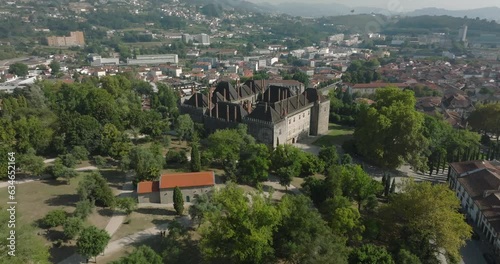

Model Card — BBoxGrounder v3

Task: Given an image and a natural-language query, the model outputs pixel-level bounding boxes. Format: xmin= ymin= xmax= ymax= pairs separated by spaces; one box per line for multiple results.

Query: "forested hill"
xmin=384 ymin=15 xmax=500 ymax=36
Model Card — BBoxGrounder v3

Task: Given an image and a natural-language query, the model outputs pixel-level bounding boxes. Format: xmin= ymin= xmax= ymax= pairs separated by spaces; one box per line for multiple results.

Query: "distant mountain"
xmin=407 ymin=7 xmax=500 ymax=21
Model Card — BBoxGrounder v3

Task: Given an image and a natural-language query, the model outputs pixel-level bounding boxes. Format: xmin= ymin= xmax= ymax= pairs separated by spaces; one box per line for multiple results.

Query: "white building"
xmin=90 ymin=55 xmax=119 ymax=66
xmin=127 ymin=54 xmax=178 ymax=65
xmin=449 ymin=160 xmax=500 ymax=254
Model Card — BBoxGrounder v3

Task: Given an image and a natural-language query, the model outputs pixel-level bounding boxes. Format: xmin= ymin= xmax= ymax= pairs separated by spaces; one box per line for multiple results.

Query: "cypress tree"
xmin=390 ymin=178 xmax=396 ymax=194
xmin=173 ymin=186 xmax=184 ymax=215
xmin=382 ymin=173 xmax=387 ymax=186
xmin=190 ymin=143 xmax=201 ymax=172
xmin=384 ymin=176 xmax=391 ymax=197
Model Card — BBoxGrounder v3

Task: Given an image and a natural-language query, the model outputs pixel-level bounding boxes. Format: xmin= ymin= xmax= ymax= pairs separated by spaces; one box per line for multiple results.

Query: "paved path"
xmin=0 ymin=160 xmax=98 ymax=189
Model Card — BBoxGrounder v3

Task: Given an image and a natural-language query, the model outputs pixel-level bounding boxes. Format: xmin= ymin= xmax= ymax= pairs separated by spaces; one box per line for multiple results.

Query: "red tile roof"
xmin=159 ymin=171 xmax=215 ymax=189
xmin=137 ymin=181 xmax=160 ymax=194
xmin=352 ymin=83 xmax=407 ymax=89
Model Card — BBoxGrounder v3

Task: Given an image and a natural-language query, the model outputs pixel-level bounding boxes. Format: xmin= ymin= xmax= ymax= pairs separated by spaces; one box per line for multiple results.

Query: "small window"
xmin=186 ymin=196 xmax=191 ymax=202
xmin=293 ymin=117 xmax=295 ymax=122
xmin=279 ymin=129 xmax=282 ymax=135
xmin=288 ymin=119 xmax=291 ymax=124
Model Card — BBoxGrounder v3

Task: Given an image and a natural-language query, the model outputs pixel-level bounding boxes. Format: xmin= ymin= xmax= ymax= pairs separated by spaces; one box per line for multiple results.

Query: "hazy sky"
xmin=250 ymin=0 xmax=500 ymax=11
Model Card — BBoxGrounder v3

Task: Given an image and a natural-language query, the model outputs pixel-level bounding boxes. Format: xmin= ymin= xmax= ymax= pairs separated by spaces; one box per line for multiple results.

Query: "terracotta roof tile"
xmin=137 ymin=181 xmax=160 ymax=194
xmin=159 ymin=171 xmax=215 ymax=189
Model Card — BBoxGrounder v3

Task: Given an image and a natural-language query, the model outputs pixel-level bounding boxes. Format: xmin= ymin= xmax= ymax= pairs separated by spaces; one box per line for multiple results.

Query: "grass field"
xmin=313 ymin=123 xmax=354 ymax=147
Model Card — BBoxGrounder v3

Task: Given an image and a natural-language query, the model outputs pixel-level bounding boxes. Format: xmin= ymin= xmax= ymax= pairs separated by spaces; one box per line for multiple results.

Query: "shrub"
xmin=74 ymin=200 xmax=94 ymax=219
xmin=63 ymin=217 xmax=84 ymax=240
xmin=165 ymin=149 xmax=188 ymax=164
xmin=42 ymin=209 xmax=67 ymax=228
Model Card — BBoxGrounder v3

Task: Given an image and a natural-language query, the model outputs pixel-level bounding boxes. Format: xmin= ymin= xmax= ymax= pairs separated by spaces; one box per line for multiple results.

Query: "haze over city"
xmin=250 ymin=0 xmax=500 ymax=11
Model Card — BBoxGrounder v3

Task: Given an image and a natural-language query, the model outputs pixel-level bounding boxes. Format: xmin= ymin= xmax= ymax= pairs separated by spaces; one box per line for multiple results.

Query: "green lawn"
xmin=313 ymin=123 xmax=354 ymax=147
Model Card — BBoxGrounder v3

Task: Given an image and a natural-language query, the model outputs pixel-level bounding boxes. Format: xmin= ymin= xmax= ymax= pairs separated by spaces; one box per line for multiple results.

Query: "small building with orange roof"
xmin=137 ymin=171 xmax=215 ymax=204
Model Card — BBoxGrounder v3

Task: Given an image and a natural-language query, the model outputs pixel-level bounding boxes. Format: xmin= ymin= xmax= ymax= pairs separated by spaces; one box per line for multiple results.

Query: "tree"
xmin=18 ymin=151 xmax=44 ymax=176
xmin=8 ymin=62 xmax=28 ymax=76
xmin=71 ymin=146 xmax=89 ymax=162
xmin=61 ymin=167 xmax=78 ymax=183
xmin=173 ymin=187 xmax=184 ymax=215
xmin=203 ymin=128 xmax=247 ymax=166
xmin=116 ymin=197 xmax=137 ymax=215
xmin=190 ymin=141 xmax=201 ymax=172
xmin=42 ymin=209 xmax=67 ymax=228
xmin=0 ymin=207 xmax=50 ymax=263
xmin=274 ymin=195 xmax=348 ymax=264
xmin=60 ymin=153 xmax=77 ymax=168
xmin=330 ymin=165 xmax=383 ymax=210
xmin=176 ymin=114 xmax=194 ymax=141
xmin=468 ymin=103 xmax=500 ymax=140
xmin=77 ymin=171 xmax=115 ymax=207
xmin=63 ymin=217 xmax=84 ymax=240
xmin=238 ymin=143 xmax=271 ymax=185
xmin=127 ymin=147 xmax=164 ymax=183
xmin=354 ymin=88 xmax=427 ymax=170
xmin=93 ymin=155 xmax=106 ymax=167
xmin=318 ymin=146 xmax=339 ymax=170
xmin=348 ymin=244 xmax=395 ymax=264
xmin=341 ymin=154 xmax=353 ymax=164
xmin=378 ymin=180 xmax=472 ymax=263
xmin=111 ymin=245 xmax=163 ymax=264
xmin=292 ymin=72 xmax=310 ymax=87
xmin=189 ymin=192 xmax=220 ymax=228
xmin=396 ymin=249 xmax=422 ymax=264
xmin=49 ymin=60 xmax=61 ymax=75
xmin=199 ymin=184 xmax=280 ymax=264
xmin=77 ymin=226 xmax=111 ymax=263
xmin=322 ymin=195 xmax=364 ymax=242
xmin=74 ymin=200 xmax=94 ymax=219
xmin=390 ymin=178 xmax=396 ymax=194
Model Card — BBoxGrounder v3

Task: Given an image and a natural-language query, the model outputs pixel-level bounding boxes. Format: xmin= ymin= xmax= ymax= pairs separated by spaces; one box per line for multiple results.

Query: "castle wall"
xmin=179 ymin=105 xmax=205 ymax=123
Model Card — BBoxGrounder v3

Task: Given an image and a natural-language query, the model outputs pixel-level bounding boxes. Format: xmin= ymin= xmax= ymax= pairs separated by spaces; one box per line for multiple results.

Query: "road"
xmin=460 ymin=240 xmax=487 ymax=264
xmin=0 ymin=57 xmax=32 ymax=66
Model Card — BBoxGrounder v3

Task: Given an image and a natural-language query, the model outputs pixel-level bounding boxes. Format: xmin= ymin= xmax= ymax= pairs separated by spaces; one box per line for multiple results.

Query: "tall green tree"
xmin=77 ymin=171 xmax=115 ymax=207
xmin=378 ymin=180 xmax=471 ymax=263
xmin=354 ymin=87 xmax=427 ymax=170
xmin=190 ymin=141 xmax=201 ymax=172
xmin=238 ymin=143 xmax=271 ymax=185
xmin=63 ymin=217 xmax=84 ymax=240
xmin=274 ymin=195 xmax=348 ymax=264
xmin=189 ymin=192 xmax=220 ymax=228
xmin=468 ymin=103 xmax=500 ymax=141
xmin=176 ymin=114 xmax=194 ymax=141
xmin=49 ymin=60 xmax=61 ymax=75
xmin=173 ymin=187 xmax=184 ymax=215
xmin=199 ymin=184 xmax=280 ymax=264
xmin=77 ymin=226 xmax=111 ymax=263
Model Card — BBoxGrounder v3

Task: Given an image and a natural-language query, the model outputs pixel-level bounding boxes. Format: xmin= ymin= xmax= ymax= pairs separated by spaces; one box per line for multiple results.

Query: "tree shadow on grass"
xmin=49 ymin=243 xmax=77 ymax=264
xmin=41 ymin=179 xmax=68 ymax=186
xmin=97 ymin=208 xmax=115 ymax=217
xmin=136 ymin=207 xmax=177 ymax=216
xmin=100 ymin=170 xmax=126 ymax=189
xmin=45 ymin=194 xmax=80 ymax=207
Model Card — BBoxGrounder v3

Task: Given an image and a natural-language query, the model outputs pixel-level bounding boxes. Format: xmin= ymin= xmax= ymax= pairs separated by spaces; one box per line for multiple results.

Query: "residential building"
xmin=350 ymin=82 xmax=408 ymax=95
xmin=182 ymin=33 xmax=210 ymax=46
xmin=90 ymin=55 xmax=119 ymax=66
xmin=47 ymin=31 xmax=85 ymax=47
xmin=137 ymin=171 xmax=215 ymax=204
xmin=448 ymin=160 xmax=500 ymax=254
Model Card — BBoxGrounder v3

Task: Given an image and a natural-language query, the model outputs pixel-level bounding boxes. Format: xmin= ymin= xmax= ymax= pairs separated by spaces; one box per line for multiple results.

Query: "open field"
xmin=0 ymin=169 xmax=127 ymax=263
xmin=313 ymin=123 xmax=354 ymax=147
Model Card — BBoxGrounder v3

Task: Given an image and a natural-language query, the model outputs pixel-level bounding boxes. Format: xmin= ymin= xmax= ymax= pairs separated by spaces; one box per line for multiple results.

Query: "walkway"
xmin=0 ymin=165 xmax=98 ymax=189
